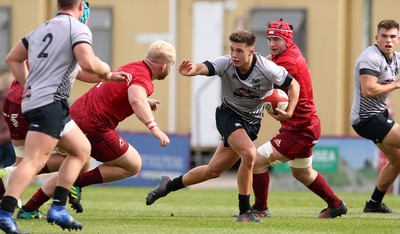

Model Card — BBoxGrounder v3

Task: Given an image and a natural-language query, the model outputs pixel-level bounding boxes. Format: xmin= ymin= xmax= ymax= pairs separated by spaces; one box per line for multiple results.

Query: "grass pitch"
xmin=15 ymin=185 xmax=400 ymax=233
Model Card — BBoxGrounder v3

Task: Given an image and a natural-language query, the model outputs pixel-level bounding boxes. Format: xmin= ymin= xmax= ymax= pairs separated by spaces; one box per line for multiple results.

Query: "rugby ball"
xmin=263 ymin=89 xmax=289 ymax=114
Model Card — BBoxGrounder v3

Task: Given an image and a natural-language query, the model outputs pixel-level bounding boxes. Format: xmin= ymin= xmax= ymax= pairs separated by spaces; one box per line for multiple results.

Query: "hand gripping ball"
xmin=263 ymin=89 xmax=289 ymax=114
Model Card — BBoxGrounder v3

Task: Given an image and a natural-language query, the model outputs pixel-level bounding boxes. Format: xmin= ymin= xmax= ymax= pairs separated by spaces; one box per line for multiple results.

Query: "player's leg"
xmin=95 ymin=145 xmax=141 ymax=182
xmin=10 ymin=140 xmax=24 ymax=165
xmin=363 ymin=143 xmax=400 ymax=213
xmin=375 ymin=143 xmax=400 ymax=190
xmin=55 ymin=121 xmax=91 ymax=189
xmin=18 ymin=154 xmax=92 ymax=218
xmin=0 ymin=99 xmax=27 ymax=198
xmin=76 ymin=132 xmax=138 ymax=185
xmin=146 ymin=105 xmax=242 ymax=206
xmin=251 ymin=141 xmax=285 ymax=218
xmin=353 ymin=114 xmax=400 ymax=213
xmin=227 ymin=128 xmax=262 ymax=222
xmin=184 ymin=142 xmax=239 ymax=186
xmin=228 ymin=129 xmax=256 ymax=195
xmin=42 ymin=152 xmax=66 ymax=173
xmin=66 ymin=131 xmax=132 ymax=213
xmin=0 ymin=130 xmax=56 ymax=233
xmin=282 ymin=127 xmax=346 ymax=218
xmin=46 ymin=119 xmax=90 ymax=231
xmin=4 ymin=131 xmax=56 ymax=202
xmin=289 ymin=161 xmax=346 ymax=218
xmin=146 ymin=141 xmax=239 ymax=206
xmin=17 ymin=174 xmax=58 ymax=220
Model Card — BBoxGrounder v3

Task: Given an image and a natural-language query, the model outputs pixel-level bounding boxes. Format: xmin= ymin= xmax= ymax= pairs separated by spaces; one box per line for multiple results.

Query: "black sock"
xmin=238 ymin=194 xmax=251 ymax=215
xmin=52 ymin=186 xmax=69 ymax=206
xmin=0 ymin=196 xmax=18 ymax=213
xmin=369 ymin=186 xmax=386 ymax=205
xmin=167 ymin=175 xmax=185 ymax=192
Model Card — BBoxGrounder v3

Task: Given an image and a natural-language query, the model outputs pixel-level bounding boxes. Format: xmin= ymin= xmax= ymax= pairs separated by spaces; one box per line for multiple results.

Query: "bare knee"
xmin=291 ymin=169 xmax=308 ymax=181
xmin=253 ymin=154 xmax=269 ymax=174
xmin=240 ymin=152 xmax=257 ymax=170
xmin=81 ymin=144 xmax=91 ymax=159
xmin=123 ymin=155 xmax=142 ymax=177
xmin=291 ymin=167 xmax=317 ymax=185
xmin=128 ymin=162 xmax=141 ymax=176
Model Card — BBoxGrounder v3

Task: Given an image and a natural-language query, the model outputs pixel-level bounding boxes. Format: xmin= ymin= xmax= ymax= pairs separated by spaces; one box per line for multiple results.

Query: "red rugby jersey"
xmin=272 ymin=44 xmax=319 ymax=130
xmin=70 ymin=60 xmax=154 ymax=131
xmin=5 ymin=80 xmax=24 ymax=104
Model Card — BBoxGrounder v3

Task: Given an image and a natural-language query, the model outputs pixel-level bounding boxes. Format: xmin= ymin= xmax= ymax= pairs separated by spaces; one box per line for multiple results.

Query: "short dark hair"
xmin=58 ymin=0 xmax=81 ymax=10
xmin=229 ymin=30 xmax=256 ymax=47
xmin=377 ymin=19 xmax=399 ymax=31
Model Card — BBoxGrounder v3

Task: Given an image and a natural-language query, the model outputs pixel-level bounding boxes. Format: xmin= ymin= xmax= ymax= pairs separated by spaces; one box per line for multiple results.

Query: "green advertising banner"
xmin=273 ymin=146 xmax=339 ymax=173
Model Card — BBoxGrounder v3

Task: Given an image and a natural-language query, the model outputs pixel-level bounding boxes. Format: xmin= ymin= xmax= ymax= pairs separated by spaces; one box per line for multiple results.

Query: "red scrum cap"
xmin=266 ymin=18 xmax=294 ymax=48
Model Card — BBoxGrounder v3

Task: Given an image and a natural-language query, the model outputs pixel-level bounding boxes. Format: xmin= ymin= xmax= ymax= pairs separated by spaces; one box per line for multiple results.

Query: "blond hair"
xmin=146 ymin=40 xmax=176 ymax=65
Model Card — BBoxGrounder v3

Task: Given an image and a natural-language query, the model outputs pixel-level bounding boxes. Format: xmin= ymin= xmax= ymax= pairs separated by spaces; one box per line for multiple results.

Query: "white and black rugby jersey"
xmin=21 ymin=13 xmax=92 ymax=113
xmin=204 ymin=52 xmax=290 ymax=124
xmin=350 ymin=45 xmax=400 ymax=125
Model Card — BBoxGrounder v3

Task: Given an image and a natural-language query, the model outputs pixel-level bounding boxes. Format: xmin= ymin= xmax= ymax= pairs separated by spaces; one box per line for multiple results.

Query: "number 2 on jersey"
xmin=37 ymin=33 xmax=53 ymax=58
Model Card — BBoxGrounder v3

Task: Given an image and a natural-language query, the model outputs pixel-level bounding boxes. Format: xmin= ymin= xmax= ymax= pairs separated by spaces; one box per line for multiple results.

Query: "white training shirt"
xmin=350 ymin=45 xmax=400 ymax=125
xmin=21 ymin=13 xmax=92 ymax=113
xmin=205 ymin=52 xmax=289 ymax=124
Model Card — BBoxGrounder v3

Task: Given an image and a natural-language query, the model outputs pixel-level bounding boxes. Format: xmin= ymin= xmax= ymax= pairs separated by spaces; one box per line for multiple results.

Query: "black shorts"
xmin=23 ymin=99 xmax=71 ymax=139
xmin=352 ymin=110 xmax=394 ymax=144
xmin=215 ymin=104 xmax=260 ymax=147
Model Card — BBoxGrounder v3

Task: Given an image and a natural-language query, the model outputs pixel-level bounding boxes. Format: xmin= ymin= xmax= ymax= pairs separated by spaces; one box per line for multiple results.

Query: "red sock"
xmin=75 ymin=167 xmax=103 ymax=187
xmin=252 ymin=171 xmax=270 ymax=211
xmin=307 ymin=173 xmax=341 ymax=208
xmin=0 ymin=180 xmax=5 ymax=199
xmin=24 ymin=188 xmax=50 ymax=211
xmin=38 ymin=165 xmax=50 ymax=174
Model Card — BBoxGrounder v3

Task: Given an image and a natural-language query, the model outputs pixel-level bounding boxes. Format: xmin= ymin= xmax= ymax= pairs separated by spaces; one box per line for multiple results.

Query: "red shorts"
xmin=86 ymin=130 xmax=129 ymax=163
xmin=270 ymin=123 xmax=321 ymax=160
xmin=2 ymin=100 xmax=29 ymax=140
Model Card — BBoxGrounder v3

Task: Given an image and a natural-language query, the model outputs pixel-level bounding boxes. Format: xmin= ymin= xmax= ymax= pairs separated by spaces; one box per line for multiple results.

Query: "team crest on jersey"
xmin=119 ymin=138 xmax=125 ymax=148
xmin=233 ymin=87 xmax=259 ymax=99
xmin=273 ymin=139 xmax=281 ymax=147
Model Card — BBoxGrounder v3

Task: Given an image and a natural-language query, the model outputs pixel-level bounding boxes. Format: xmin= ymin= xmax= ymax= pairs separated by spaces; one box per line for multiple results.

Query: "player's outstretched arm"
xmin=77 ymin=70 xmax=132 ymax=84
xmin=178 ymin=60 xmax=209 ymax=76
xmin=128 ymin=85 xmax=170 ymax=147
xmin=74 ymin=43 xmax=111 ymax=78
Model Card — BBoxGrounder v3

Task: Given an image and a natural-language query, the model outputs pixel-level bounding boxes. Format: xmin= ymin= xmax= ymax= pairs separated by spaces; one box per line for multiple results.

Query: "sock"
xmin=167 ymin=175 xmax=185 ymax=192
xmin=23 ymin=188 xmax=50 ymax=211
xmin=307 ymin=173 xmax=341 ymax=208
xmin=252 ymin=172 xmax=270 ymax=211
xmin=0 ymin=195 xmax=18 ymax=213
xmin=369 ymin=186 xmax=386 ymax=205
xmin=238 ymin=194 xmax=251 ymax=215
xmin=52 ymin=186 xmax=69 ymax=206
xmin=75 ymin=167 xmax=103 ymax=188
xmin=37 ymin=165 xmax=50 ymax=174
xmin=0 ymin=180 xmax=5 ymax=199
